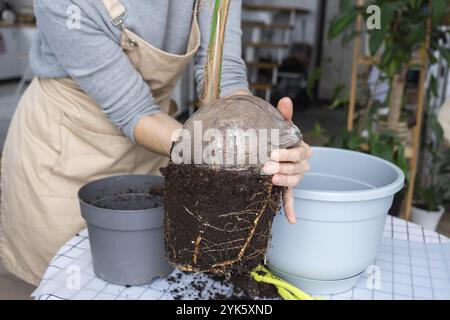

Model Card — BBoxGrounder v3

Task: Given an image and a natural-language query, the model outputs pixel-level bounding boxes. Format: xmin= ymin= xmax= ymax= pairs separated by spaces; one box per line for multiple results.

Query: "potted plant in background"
xmin=413 ymin=185 xmax=447 ymax=231
xmin=321 ymin=0 xmax=450 ymax=216
xmin=412 ymin=116 xmax=450 ymax=230
xmin=328 ymin=0 xmax=450 ymax=136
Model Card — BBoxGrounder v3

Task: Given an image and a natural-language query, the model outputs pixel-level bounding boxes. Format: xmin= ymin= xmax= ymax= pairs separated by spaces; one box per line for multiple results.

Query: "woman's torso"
xmin=30 ymin=0 xmax=197 ymax=78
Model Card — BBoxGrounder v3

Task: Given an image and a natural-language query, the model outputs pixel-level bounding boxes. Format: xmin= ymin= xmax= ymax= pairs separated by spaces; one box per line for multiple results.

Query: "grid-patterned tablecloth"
xmin=32 ymin=216 xmax=450 ymax=300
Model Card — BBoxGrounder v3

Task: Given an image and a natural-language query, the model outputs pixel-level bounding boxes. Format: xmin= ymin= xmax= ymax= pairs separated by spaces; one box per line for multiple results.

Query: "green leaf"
xmin=428 ymin=51 xmax=438 ymax=65
xmin=331 ymin=84 xmax=345 ymax=101
xmin=432 ymin=0 xmax=449 ymax=24
xmin=328 ymin=12 xmax=358 ymax=39
xmin=381 ymin=3 xmax=396 ymax=29
xmin=327 ymin=84 xmax=348 ymax=109
xmin=371 ymin=141 xmax=394 ymax=162
xmin=418 ymin=186 xmax=440 ymax=211
xmin=307 ymin=68 xmax=321 ymax=99
xmin=404 ymin=23 xmax=426 ymax=49
xmin=429 ymin=115 xmax=444 ymax=147
xmin=397 ymin=153 xmax=409 ymax=181
xmin=328 ymin=98 xmax=349 ymax=110
xmin=348 ymin=134 xmax=364 ymax=150
xmin=369 ymin=29 xmax=386 ymax=55
xmin=429 ymin=75 xmax=438 ymax=97
xmin=368 ymin=1 xmax=396 ymax=57
xmin=327 ymin=130 xmax=347 ymax=149
xmin=366 ymin=2 xmax=391 ymax=56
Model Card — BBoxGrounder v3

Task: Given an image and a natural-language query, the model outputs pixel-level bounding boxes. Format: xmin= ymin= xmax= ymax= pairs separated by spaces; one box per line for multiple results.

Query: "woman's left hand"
xmin=263 ymin=97 xmax=313 ymax=225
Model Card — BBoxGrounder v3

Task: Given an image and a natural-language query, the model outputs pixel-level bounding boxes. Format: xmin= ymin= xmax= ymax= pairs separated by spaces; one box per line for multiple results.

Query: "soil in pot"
xmin=161 ymin=162 xmax=282 ymax=276
xmin=92 ymin=194 xmax=162 ymax=210
xmin=89 ymin=185 xmax=164 ymax=210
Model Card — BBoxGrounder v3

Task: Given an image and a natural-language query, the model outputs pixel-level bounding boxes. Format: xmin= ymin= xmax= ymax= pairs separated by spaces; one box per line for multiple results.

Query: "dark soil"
xmin=160 ymin=162 xmax=282 ymax=276
xmin=88 ymin=184 xmax=164 ymax=211
xmin=165 ymin=271 xmax=279 ymax=300
xmin=228 ymin=273 xmax=278 ymax=299
xmin=92 ymin=193 xmax=163 ymax=210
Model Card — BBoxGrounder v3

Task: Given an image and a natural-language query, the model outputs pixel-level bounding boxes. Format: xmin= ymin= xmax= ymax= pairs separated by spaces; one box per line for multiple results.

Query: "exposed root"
xmin=211 ymin=184 xmax=273 ymax=269
xmin=183 ymin=206 xmax=228 ymax=232
xmin=192 ymin=235 xmax=202 ymax=265
xmin=162 ymin=163 xmax=282 ymax=275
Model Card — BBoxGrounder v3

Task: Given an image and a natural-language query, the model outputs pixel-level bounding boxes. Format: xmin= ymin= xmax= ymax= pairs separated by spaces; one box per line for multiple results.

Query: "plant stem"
xmin=200 ymin=0 xmax=231 ymax=106
xmin=387 ymin=66 xmax=408 ymax=130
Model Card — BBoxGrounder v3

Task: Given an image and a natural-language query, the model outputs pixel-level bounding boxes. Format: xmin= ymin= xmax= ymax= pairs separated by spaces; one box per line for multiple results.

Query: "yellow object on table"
xmin=251 ymin=265 xmax=320 ymax=300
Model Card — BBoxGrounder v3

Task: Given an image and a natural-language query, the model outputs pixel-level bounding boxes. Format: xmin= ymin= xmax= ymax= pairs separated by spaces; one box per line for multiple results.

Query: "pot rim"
xmin=412 ymin=204 xmax=445 ymax=215
xmin=78 ymin=174 xmax=164 ymax=215
xmin=78 ymin=175 xmax=165 ymax=231
xmin=79 ymin=197 xmax=163 ymax=215
xmin=294 ymin=147 xmax=405 ymax=202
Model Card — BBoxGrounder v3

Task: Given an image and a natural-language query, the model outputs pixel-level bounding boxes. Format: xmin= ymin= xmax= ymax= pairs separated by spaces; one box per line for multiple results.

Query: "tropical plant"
xmin=328 ymin=0 xmax=450 ymax=130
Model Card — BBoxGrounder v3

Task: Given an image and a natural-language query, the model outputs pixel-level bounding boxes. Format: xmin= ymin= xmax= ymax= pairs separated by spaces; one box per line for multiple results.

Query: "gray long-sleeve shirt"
xmin=30 ymin=0 xmax=248 ymax=141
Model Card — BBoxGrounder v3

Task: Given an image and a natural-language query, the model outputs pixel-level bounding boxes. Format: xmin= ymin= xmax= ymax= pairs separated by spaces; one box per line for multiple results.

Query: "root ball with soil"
xmin=160 ymin=0 xmax=302 ymax=282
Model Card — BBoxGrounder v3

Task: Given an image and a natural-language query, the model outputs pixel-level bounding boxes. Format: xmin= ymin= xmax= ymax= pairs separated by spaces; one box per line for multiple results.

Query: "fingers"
xmin=263 ymin=160 xmax=310 ymax=176
xmin=270 ymin=142 xmax=312 ymax=163
xmin=264 ymin=142 xmax=313 ymax=188
xmin=270 ymin=148 xmax=302 ymax=163
xmin=272 ymin=174 xmax=302 ymax=188
xmin=277 ymin=97 xmax=293 ymax=121
xmin=283 ymin=187 xmax=296 ymax=224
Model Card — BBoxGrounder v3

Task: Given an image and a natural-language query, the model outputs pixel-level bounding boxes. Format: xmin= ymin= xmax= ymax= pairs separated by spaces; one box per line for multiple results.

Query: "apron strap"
xmin=103 ymin=0 xmax=199 ymax=25
xmin=102 ymin=0 xmax=138 ymax=46
xmin=102 ymin=0 xmax=127 ymax=24
xmin=193 ymin=0 xmax=200 ymax=14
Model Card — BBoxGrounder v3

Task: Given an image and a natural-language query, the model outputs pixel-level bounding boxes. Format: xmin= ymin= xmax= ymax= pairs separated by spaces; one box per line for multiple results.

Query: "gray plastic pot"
xmin=79 ymin=175 xmax=173 ymax=286
xmin=267 ymin=147 xmax=405 ymax=294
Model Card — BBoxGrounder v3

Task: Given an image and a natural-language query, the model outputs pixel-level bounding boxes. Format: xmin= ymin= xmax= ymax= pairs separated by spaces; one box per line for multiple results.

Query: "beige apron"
xmin=0 ymin=0 xmax=200 ymax=285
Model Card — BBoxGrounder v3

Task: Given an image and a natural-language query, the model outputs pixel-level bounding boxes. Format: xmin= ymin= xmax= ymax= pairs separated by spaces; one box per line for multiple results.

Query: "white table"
xmin=33 ymin=216 xmax=450 ymax=300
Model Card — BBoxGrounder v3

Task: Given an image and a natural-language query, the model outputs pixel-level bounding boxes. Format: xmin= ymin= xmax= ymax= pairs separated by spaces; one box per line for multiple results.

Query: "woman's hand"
xmin=263 ymin=97 xmax=312 ymax=224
